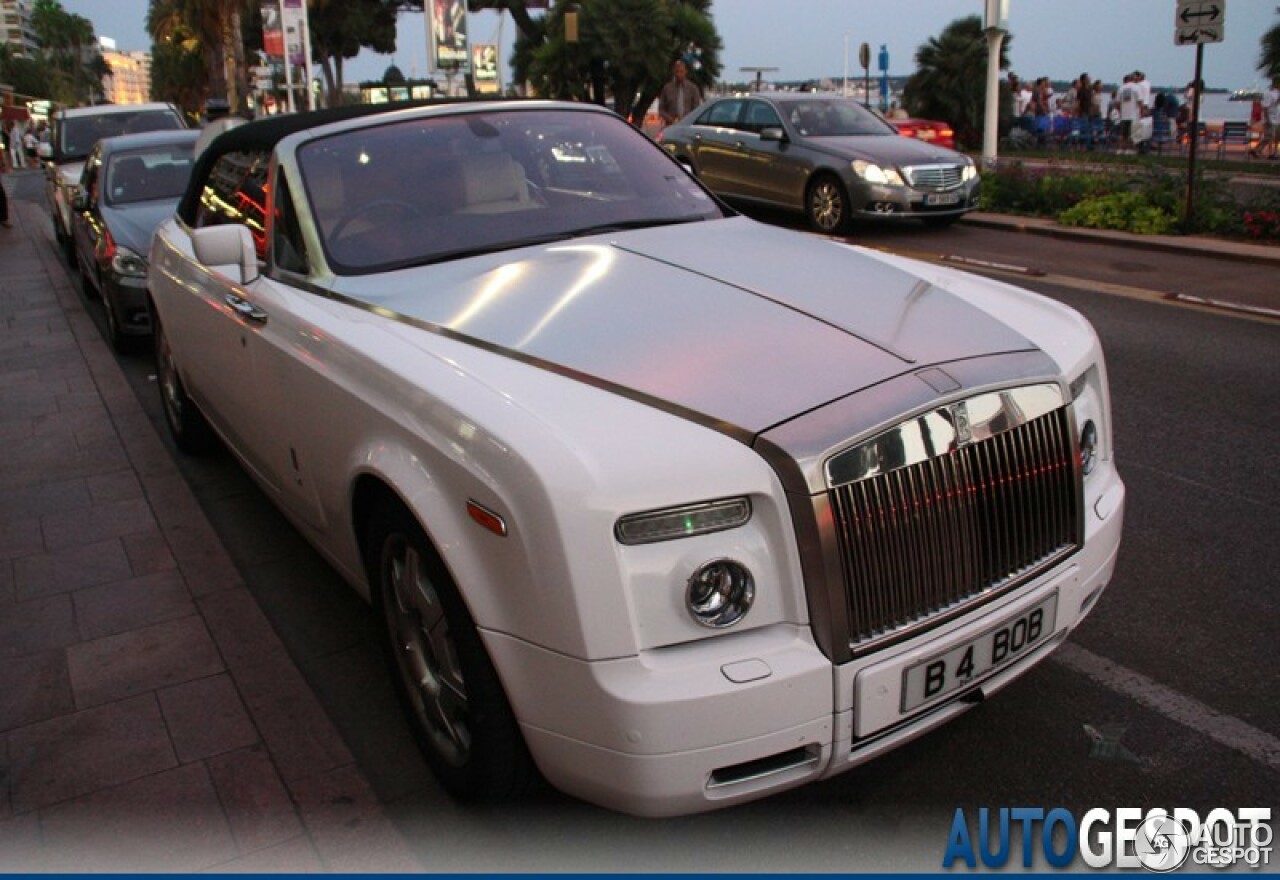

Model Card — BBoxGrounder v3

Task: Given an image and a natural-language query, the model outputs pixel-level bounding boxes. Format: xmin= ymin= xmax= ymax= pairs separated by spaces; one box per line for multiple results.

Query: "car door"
xmin=724 ymin=98 xmax=804 ymax=206
xmin=684 ymin=99 xmax=745 ymax=196
xmin=71 ymin=146 xmax=104 ymax=291
xmin=166 ymin=148 xmax=288 ymax=494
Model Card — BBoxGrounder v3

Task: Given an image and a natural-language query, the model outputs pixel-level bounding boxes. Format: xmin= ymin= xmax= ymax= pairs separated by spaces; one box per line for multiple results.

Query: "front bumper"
xmin=103 ymin=274 xmax=153 ymax=337
xmin=849 ymin=180 xmax=981 ymax=219
xmin=485 ymin=473 xmax=1125 ymax=817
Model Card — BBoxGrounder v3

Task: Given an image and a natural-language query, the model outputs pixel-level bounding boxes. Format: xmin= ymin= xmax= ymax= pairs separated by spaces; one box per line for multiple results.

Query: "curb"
xmin=960 ymin=212 xmax=1280 ymax=267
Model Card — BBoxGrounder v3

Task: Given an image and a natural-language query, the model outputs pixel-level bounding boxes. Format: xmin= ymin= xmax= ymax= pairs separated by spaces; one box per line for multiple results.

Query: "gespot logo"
xmin=942 ymin=806 xmax=1273 ymax=871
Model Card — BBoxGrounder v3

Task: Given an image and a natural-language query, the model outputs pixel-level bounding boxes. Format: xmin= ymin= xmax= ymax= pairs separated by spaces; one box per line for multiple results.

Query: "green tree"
xmin=471 ymin=0 xmax=719 ymax=121
xmin=147 ymin=0 xmax=254 ymax=113
xmin=310 ymin=0 xmax=401 ymax=105
xmin=1260 ymin=6 xmax=1280 ymax=80
xmin=902 ymin=15 xmax=1010 ymax=149
xmin=0 ymin=44 xmax=54 ymax=101
xmin=30 ymin=0 xmax=108 ymax=105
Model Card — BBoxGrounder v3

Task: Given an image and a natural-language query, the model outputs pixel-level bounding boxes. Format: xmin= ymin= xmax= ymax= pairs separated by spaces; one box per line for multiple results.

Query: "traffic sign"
xmin=1175 ymin=0 xmax=1224 ymax=44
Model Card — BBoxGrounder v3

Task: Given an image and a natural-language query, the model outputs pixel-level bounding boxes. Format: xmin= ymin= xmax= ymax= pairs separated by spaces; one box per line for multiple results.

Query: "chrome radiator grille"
xmin=903 ymin=164 xmax=963 ymax=190
xmin=826 ymin=393 xmax=1081 ymax=649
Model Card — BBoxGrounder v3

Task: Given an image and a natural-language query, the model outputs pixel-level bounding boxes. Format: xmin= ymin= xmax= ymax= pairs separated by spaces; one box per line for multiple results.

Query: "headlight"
xmin=852 ymin=160 xmax=904 ymax=186
xmin=1078 ymin=419 xmax=1098 ymax=476
xmin=615 ymin=497 xmax=751 ymax=545
xmin=111 ymin=245 xmax=148 ymax=279
xmin=961 ymin=162 xmax=977 ymax=182
xmin=1070 ymin=365 xmax=1110 ymax=479
xmin=686 ymin=559 xmax=755 ymax=628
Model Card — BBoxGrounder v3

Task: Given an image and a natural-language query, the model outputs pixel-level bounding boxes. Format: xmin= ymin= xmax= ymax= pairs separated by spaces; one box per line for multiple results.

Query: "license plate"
xmin=924 ymin=191 xmax=962 ymax=206
xmin=901 ymin=594 xmax=1058 ymax=713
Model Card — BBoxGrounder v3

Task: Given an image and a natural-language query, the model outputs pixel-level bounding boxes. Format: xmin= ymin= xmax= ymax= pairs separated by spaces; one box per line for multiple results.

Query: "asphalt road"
xmin=16 ymin=172 xmax=1278 ymax=871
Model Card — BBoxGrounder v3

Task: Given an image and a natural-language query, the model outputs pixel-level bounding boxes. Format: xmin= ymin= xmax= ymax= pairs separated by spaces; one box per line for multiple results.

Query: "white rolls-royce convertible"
xmin=148 ymin=100 xmax=1125 ymax=817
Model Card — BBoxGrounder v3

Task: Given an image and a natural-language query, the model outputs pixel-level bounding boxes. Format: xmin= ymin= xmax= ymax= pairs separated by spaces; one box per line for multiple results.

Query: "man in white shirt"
xmin=1133 ymin=71 xmax=1152 ymax=117
xmin=1117 ymin=74 xmax=1140 ymax=149
xmin=1262 ymin=78 xmax=1280 ymax=160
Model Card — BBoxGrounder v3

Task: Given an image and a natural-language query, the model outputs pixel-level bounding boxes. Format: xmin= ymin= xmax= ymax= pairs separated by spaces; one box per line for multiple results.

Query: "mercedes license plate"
xmin=924 ymin=191 xmax=962 ymax=206
xmin=901 ymin=593 xmax=1057 ymax=713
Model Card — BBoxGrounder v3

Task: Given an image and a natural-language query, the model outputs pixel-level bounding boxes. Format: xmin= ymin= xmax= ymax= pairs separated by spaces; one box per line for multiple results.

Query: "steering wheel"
xmin=330 ymin=199 xmax=424 ymax=240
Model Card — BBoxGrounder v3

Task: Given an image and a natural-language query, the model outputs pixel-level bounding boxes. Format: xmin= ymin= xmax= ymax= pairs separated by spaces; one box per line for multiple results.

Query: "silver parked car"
xmin=659 ymin=93 xmax=980 ymax=232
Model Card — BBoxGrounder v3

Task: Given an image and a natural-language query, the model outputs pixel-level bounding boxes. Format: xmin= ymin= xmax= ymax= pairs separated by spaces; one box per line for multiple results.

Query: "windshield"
xmin=298 ymin=108 xmax=726 ymax=274
xmin=783 ymin=99 xmax=898 ymax=137
xmin=59 ymin=110 xmax=184 ymax=161
xmin=105 ymin=144 xmax=196 ymax=206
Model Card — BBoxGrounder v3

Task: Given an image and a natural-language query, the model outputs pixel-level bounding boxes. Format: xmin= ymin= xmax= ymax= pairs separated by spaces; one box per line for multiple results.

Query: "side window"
xmin=743 ymin=101 xmax=783 ymax=134
xmin=195 ymin=149 xmax=270 ymax=260
xmin=697 ymin=99 xmax=744 ymax=130
xmin=271 ymin=171 xmax=310 ymax=276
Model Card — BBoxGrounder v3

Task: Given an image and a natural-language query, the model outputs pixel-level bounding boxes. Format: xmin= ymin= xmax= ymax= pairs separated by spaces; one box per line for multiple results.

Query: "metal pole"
xmin=280 ymin=0 xmax=295 ymax=113
xmin=843 ymin=34 xmax=848 ymax=98
xmin=1183 ymin=42 xmax=1204 ymax=229
xmin=982 ymin=28 xmax=1005 ymax=168
xmin=301 ymin=0 xmax=316 ymax=110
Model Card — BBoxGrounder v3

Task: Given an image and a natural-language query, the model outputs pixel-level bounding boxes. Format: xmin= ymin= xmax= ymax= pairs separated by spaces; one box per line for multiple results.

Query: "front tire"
xmin=806 ymin=174 xmax=849 ymax=234
xmin=367 ymin=501 xmax=535 ymax=803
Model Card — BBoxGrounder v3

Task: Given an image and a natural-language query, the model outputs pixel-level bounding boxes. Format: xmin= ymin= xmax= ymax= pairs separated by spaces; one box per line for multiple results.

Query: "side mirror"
xmin=760 ymin=127 xmax=788 ymax=143
xmin=37 ymin=143 xmax=52 ymax=159
xmin=191 ymin=224 xmax=260 ymax=285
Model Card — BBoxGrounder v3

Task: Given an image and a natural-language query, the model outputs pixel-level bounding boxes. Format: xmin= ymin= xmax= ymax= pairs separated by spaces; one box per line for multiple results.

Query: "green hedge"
xmin=979 ymin=160 xmax=1280 ymax=241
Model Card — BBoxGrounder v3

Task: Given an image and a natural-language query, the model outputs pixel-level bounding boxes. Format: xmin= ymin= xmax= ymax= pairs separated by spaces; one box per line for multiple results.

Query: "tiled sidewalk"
xmin=0 ymin=198 xmax=420 ymax=872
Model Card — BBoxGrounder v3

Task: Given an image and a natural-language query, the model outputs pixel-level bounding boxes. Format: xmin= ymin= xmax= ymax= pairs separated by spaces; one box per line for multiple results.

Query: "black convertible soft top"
xmin=176 ymin=98 xmax=528 ymax=225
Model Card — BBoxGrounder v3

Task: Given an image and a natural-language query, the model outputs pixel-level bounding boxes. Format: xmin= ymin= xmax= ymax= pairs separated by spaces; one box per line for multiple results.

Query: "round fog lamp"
xmin=686 ymin=559 xmax=754 ymax=628
xmin=1079 ymin=419 xmax=1098 ymax=475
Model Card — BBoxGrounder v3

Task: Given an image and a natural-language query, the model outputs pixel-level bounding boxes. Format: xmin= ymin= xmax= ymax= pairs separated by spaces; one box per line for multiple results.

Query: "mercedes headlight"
xmin=852 ymin=160 xmax=904 ymax=186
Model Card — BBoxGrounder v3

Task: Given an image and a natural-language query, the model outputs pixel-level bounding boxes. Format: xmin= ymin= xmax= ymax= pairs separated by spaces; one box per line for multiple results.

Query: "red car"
xmin=889 ymin=117 xmax=956 ymax=149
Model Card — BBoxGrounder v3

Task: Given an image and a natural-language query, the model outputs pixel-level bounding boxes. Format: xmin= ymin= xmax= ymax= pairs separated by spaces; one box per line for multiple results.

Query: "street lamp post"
xmin=982 ymin=0 xmax=1010 ymax=169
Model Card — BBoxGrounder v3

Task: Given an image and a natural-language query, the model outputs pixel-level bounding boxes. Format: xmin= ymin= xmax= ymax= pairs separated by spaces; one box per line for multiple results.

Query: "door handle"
xmin=225 ymin=293 xmax=268 ymax=325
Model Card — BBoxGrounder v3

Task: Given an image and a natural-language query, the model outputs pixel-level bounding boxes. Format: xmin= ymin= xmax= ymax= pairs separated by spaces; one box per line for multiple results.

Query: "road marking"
xmin=1052 ymin=642 xmax=1280 ymax=772
xmin=866 ymin=244 xmax=1280 ymax=325
xmin=941 ymin=254 xmax=1046 ymax=276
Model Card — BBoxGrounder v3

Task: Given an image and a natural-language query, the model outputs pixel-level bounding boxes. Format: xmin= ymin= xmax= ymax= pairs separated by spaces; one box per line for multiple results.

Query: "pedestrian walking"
xmin=1 ymin=164 xmax=12 ymax=227
xmin=658 ymin=59 xmax=702 ymax=127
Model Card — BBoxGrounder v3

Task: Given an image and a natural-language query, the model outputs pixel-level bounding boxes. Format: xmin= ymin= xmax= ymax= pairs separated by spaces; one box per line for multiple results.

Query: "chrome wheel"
xmin=367 ymin=503 xmax=536 ymax=802
xmin=807 ymin=176 xmax=847 ymax=233
xmin=381 ymin=533 xmax=471 ymax=768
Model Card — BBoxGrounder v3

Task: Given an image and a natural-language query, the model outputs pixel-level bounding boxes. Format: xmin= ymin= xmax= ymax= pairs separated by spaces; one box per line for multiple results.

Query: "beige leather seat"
xmin=457 ymin=153 xmax=536 ymax=214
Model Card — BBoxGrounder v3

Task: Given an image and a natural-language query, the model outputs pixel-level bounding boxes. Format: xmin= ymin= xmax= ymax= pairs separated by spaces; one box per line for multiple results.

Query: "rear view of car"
xmin=889 ymin=117 xmax=956 ymax=150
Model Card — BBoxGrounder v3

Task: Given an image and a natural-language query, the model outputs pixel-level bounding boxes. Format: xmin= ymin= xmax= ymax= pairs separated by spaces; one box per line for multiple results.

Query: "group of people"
xmin=1008 ymin=70 xmax=1280 ymax=158
xmin=1007 ymin=70 xmax=1178 ymax=152
xmin=1 ymin=119 xmax=47 ymax=172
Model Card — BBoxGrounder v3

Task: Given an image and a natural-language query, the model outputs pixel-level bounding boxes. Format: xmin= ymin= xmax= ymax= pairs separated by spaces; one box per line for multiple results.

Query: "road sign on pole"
xmin=1174 ymin=0 xmax=1224 ymax=45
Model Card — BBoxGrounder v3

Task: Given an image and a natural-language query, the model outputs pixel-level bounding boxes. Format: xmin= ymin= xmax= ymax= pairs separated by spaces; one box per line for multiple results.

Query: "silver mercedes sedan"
xmin=659 ymin=93 xmax=980 ymax=232
xmin=148 ymin=99 xmax=1121 ymax=817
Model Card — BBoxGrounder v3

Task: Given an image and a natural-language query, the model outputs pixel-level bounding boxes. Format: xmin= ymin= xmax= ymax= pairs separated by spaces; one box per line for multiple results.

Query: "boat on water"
xmin=1229 ymin=88 xmax=1262 ymax=101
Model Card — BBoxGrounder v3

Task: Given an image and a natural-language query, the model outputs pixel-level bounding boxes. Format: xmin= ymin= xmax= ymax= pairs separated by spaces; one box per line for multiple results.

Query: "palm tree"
xmin=1260 ymin=6 xmax=1280 ymax=80
xmin=902 ymin=15 xmax=1011 ymax=149
xmin=147 ymin=0 xmax=252 ymax=112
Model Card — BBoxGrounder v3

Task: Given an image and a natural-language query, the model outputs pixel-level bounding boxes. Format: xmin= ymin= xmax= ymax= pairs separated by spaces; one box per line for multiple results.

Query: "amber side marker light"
xmin=467 ymin=500 xmax=508 ymax=537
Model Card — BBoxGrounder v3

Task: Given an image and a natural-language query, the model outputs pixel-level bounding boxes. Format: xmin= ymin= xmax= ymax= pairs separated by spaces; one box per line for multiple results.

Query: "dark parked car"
xmin=70 ymin=129 xmax=200 ymax=350
xmin=659 ymin=93 xmax=979 ymax=232
xmin=41 ymin=102 xmax=187 ymax=260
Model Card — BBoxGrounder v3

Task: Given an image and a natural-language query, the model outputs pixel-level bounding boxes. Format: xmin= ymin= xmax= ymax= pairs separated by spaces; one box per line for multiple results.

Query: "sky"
xmin=59 ymin=0 xmax=1277 ymax=93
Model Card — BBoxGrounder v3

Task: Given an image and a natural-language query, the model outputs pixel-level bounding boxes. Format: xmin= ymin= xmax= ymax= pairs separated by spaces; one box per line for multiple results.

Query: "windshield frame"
xmin=296 ymin=107 xmax=728 ymax=276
